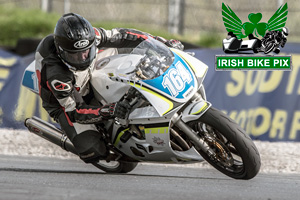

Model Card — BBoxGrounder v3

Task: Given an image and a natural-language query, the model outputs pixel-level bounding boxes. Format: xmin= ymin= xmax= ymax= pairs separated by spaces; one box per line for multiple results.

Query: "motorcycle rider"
xmin=260 ymin=27 xmax=289 ymax=54
xmin=35 ymin=13 xmax=184 ymax=163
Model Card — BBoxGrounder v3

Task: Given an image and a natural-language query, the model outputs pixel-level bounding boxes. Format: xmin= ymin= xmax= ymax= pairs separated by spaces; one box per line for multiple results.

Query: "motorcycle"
xmin=260 ymin=28 xmax=288 ymax=54
xmin=22 ymin=37 xmax=261 ymax=179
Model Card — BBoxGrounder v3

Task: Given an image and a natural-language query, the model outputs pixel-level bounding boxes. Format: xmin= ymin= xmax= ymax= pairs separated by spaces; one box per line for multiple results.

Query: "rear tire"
xmin=192 ymin=107 xmax=261 ymax=179
xmin=92 ymin=160 xmax=138 ymax=173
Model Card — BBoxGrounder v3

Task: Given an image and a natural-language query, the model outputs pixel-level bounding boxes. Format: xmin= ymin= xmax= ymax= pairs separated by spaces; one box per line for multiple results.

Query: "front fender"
xmin=181 ymin=100 xmax=211 ymax=123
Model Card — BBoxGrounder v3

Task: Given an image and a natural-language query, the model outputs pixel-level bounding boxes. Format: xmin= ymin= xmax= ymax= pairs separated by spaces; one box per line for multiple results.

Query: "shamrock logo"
xmin=222 ymin=3 xmax=288 ymax=39
xmin=243 ymin=13 xmax=268 ymax=37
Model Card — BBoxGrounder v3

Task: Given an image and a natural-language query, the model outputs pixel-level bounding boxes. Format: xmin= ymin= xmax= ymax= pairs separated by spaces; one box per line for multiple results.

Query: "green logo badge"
xmin=218 ymin=3 xmax=291 ymax=70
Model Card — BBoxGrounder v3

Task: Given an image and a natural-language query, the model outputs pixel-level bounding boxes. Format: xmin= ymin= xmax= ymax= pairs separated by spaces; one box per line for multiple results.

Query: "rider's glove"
xmin=69 ymin=101 xmax=131 ymax=124
xmin=154 ymin=36 xmax=184 ymax=50
xmin=165 ymin=39 xmax=184 ymax=50
xmin=119 ymin=29 xmax=148 ymax=41
xmin=100 ymin=101 xmax=131 ymax=119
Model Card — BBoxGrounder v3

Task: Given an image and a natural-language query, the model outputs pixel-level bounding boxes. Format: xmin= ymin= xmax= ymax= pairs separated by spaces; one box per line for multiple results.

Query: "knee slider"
xmin=79 ymin=144 xmax=107 ymax=163
xmin=72 ymin=131 xmax=108 ymax=163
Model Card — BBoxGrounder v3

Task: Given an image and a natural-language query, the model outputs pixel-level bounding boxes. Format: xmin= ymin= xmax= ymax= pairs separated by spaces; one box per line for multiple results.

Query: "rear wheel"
xmin=189 ymin=107 xmax=261 ymax=179
xmin=92 ymin=160 xmax=138 ymax=173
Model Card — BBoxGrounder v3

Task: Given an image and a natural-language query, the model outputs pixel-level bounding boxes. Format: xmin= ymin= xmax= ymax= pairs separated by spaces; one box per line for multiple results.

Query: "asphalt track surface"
xmin=0 ymin=155 xmax=299 ymax=200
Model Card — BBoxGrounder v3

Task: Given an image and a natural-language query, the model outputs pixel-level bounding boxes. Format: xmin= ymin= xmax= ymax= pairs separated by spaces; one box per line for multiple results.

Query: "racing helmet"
xmin=281 ymin=27 xmax=289 ymax=37
xmin=54 ymin=13 xmax=96 ymax=71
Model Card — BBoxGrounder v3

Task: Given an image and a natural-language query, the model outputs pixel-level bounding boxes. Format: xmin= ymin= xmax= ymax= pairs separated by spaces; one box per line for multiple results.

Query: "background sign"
xmin=0 ymin=44 xmax=300 ymax=142
xmin=187 ymin=44 xmax=300 ymax=142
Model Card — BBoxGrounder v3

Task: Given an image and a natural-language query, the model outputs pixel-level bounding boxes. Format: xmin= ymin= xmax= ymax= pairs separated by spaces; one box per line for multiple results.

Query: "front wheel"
xmin=264 ymin=42 xmax=275 ymax=54
xmin=92 ymin=160 xmax=138 ymax=173
xmin=190 ymin=107 xmax=261 ymax=179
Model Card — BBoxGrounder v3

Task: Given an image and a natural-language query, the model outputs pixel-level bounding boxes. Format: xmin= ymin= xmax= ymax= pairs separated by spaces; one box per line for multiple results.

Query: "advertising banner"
xmin=0 ymin=50 xmax=52 ymax=130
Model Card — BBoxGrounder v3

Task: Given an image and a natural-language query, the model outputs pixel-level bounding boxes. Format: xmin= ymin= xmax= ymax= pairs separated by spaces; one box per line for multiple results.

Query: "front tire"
xmin=191 ymin=107 xmax=261 ymax=179
xmin=264 ymin=42 xmax=275 ymax=54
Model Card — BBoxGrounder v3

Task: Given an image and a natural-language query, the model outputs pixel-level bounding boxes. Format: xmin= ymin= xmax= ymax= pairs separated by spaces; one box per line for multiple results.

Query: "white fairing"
xmin=90 ymin=54 xmax=144 ymax=103
xmin=240 ymin=39 xmax=256 ymax=48
xmin=132 ymin=85 xmax=172 ymax=116
xmin=129 ymin=106 xmax=160 ymax=119
xmin=170 ymin=48 xmax=208 ymax=88
xmin=223 ymin=37 xmax=236 ymax=50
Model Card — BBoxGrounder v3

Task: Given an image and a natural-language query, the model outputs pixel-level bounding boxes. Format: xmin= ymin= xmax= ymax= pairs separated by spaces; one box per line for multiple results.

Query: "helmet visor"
xmin=60 ymin=45 xmax=96 ymax=70
xmin=63 ymin=48 xmax=90 ymax=63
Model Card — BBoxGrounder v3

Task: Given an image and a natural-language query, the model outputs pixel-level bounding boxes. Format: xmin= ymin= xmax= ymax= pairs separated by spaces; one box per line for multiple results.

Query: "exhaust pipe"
xmin=25 ymin=116 xmax=77 ymax=155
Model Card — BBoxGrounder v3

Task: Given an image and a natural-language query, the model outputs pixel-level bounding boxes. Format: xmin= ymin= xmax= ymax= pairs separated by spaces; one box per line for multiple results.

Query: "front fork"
xmin=171 ymin=113 xmax=216 ymax=158
xmin=170 ymin=92 xmax=215 ymax=158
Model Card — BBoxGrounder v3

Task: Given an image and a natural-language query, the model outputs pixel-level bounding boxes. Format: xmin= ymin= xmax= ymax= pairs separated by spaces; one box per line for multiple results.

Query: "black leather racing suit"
xmin=35 ymin=28 xmax=151 ymax=163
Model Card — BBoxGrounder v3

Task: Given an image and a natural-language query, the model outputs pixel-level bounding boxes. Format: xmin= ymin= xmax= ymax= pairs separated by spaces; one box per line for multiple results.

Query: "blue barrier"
xmin=0 ymin=44 xmax=300 ymax=141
